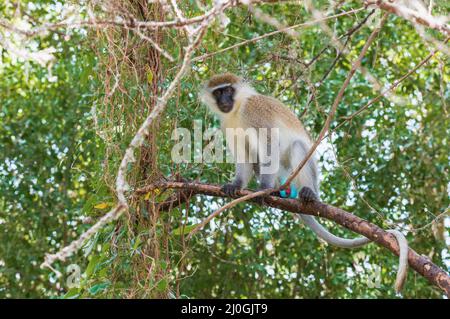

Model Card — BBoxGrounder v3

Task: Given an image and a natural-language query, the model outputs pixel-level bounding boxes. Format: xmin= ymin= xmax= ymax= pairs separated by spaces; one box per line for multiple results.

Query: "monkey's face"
xmin=212 ymin=85 xmax=235 ymax=113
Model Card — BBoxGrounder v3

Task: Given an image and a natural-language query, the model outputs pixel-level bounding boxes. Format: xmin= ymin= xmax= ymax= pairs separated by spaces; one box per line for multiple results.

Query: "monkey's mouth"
xmin=219 ymin=103 xmax=233 ymax=113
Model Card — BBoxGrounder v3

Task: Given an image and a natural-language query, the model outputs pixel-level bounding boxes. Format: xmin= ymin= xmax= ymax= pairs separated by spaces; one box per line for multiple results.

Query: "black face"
xmin=212 ymin=85 xmax=235 ymax=113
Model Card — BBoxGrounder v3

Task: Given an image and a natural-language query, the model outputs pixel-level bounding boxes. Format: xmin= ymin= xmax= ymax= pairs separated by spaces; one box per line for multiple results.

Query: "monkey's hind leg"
xmin=290 ymin=140 xmax=320 ymax=203
xmin=253 ymin=134 xmax=279 ymax=206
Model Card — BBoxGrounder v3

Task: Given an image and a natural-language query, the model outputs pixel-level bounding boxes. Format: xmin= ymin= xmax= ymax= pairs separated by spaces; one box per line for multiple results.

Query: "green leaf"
xmin=63 ymin=288 xmax=80 ymax=299
xmin=156 ymin=278 xmax=168 ymax=292
xmin=132 ymin=237 xmax=142 ymax=251
xmin=147 ymin=69 xmax=153 ymax=84
xmin=171 ymin=223 xmax=199 ymax=236
xmin=160 ymin=260 xmax=168 ymax=271
xmin=85 ymin=255 xmax=101 ymax=278
xmin=89 ymin=282 xmax=110 ymax=295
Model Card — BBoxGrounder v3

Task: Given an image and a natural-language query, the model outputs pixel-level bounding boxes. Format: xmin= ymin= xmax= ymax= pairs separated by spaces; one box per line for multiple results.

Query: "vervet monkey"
xmin=200 ymin=73 xmax=408 ymax=292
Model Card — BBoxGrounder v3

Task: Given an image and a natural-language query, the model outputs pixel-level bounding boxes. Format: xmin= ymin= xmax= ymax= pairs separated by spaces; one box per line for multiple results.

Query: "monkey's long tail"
xmin=300 ymin=215 xmax=371 ymax=248
xmin=299 ymin=215 xmax=408 ymax=293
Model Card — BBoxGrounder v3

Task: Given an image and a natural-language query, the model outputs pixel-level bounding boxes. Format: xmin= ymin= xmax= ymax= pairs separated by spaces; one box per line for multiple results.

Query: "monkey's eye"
xmin=225 ymin=86 xmax=234 ymax=94
xmin=213 ymin=90 xmax=221 ymax=98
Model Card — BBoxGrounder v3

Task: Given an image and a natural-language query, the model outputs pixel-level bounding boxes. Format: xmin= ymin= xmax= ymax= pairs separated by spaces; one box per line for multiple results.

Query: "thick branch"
xmin=137 ymin=181 xmax=450 ymax=296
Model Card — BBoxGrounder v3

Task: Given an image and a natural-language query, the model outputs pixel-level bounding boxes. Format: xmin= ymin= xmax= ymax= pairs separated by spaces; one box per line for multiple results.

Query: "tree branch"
xmin=137 ymin=181 xmax=450 ymax=296
xmin=364 ymin=0 xmax=450 ymax=37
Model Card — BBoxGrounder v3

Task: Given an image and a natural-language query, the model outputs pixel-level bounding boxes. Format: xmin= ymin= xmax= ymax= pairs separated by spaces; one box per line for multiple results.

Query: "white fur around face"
xmin=232 ymin=82 xmax=257 ymax=110
xmin=200 ymin=85 xmax=220 ymax=116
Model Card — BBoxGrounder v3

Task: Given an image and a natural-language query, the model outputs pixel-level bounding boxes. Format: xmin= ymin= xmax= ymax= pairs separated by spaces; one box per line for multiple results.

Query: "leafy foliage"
xmin=0 ymin=0 xmax=448 ymax=298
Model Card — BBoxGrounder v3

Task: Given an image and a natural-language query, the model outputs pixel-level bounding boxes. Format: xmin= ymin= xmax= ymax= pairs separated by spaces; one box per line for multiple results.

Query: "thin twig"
xmin=191 ymin=7 xmax=366 ymax=63
xmin=282 ymin=14 xmax=388 ymax=189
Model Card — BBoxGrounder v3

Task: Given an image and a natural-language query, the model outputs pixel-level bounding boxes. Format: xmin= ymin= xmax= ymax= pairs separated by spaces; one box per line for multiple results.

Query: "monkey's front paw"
xmin=221 ymin=183 xmax=241 ymax=197
xmin=299 ymin=187 xmax=318 ymax=203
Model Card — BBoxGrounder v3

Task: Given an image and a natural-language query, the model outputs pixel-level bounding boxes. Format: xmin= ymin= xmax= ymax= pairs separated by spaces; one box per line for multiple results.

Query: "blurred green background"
xmin=0 ymin=0 xmax=448 ymax=298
